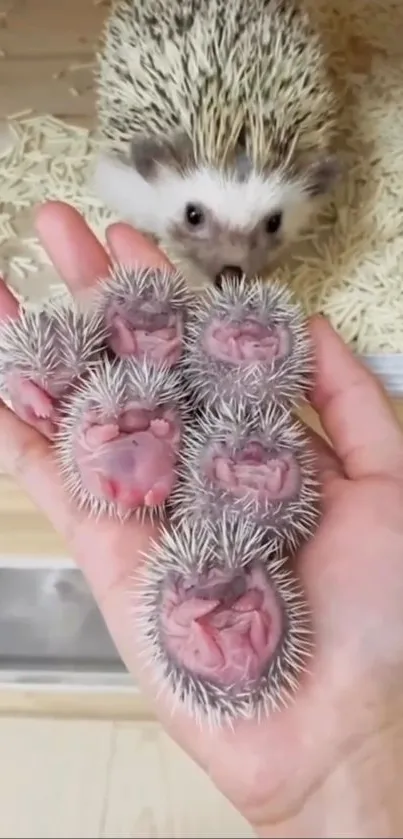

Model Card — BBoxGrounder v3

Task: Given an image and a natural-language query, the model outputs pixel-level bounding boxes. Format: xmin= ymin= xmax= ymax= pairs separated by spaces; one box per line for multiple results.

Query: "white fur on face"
xmin=163 ymin=166 xmax=315 ymax=243
xmin=91 ymin=154 xmax=166 ymax=234
xmin=92 ymin=153 xmax=314 ymax=242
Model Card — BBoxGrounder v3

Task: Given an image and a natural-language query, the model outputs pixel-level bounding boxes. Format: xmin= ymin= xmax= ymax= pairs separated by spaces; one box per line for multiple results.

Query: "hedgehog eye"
xmin=185 ymin=203 xmax=205 ymax=227
xmin=265 ymin=212 xmax=283 ymax=234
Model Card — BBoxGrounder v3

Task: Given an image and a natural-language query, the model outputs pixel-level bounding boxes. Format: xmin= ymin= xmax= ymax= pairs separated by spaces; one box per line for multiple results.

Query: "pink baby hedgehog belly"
xmin=208 ymin=441 xmax=301 ymax=503
xmin=74 ymin=405 xmax=179 ymax=509
xmin=107 ymin=308 xmax=183 ymax=366
xmin=203 ymin=317 xmax=291 ymax=365
xmin=160 ymin=563 xmax=282 ymax=688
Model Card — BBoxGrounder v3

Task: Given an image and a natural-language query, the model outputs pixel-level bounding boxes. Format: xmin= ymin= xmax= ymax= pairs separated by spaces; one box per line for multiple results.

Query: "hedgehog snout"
xmin=214 ymin=265 xmax=243 ymax=289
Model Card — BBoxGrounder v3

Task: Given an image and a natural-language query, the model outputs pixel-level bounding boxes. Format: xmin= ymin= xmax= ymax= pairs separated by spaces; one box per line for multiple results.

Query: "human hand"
xmin=2 ymin=201 xmax=403 ymax=838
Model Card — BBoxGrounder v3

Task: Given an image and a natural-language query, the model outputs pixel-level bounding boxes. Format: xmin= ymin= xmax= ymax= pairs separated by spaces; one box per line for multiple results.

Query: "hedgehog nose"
xmin=214 ymin=265 xmax=243 ymax=289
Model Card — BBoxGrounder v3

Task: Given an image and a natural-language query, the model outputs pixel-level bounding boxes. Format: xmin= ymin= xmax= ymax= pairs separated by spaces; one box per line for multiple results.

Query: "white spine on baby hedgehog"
xmin=92 ymin=262 xmax=194 ymax=365
xmin=134 ymin=515 xmax=313 ymax=728
xmin=94 ymin=0 xmax=340 ymax=288
xmin=171 ymin=399 xmax=321 ymax=551
xmin=0 ymin=298 xmax=107 ymax=397
xmin=182 ymin=273 xmax=314 ymax=409
xmin=94 ymin=263 xmax=193 ymax=318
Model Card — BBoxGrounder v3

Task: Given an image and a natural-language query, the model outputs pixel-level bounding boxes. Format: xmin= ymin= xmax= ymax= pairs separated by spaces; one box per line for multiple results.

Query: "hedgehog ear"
xmin=130 ymin=133 xmax=193 ymax=180
xmin=130 ymin=137 xmax=167 ymax=179
xmin=304 ymin=155 xmax=341 ymax=197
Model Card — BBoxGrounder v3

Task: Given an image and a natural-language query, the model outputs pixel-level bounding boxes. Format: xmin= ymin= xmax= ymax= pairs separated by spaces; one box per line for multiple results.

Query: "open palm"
xmin=2 ymin=201 xmax=403 ymax=837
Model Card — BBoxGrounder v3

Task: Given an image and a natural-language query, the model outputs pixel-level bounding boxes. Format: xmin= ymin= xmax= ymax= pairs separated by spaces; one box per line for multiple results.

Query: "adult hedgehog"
xmin=94 ymin=0 xmax=340 ymax=288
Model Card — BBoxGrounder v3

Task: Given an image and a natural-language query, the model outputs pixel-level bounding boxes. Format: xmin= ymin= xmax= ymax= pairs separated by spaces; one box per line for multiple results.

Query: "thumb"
xmin=309 ymin=315 xmax=403 ymax=481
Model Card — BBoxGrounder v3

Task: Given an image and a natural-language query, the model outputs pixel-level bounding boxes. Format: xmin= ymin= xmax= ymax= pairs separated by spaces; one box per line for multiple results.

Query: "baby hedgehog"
xmin=93 ymin=263 xmax=193 ymax=366
xmin=170 ymin=401 xmax=321 ymax=552
xmin=54 ymin=355 xmax=189 ymax=520
xmin=1 ymin=259 xmax=317 ymax=724
xmin=94 ymin=0 xmax=340 ymax=289
xmin=182 ymin=273 xmax=313 ymax=410
xmin=0 ymin=300 xmax=106 ymax=439
xmin=135 ymin=516 xmax=313 ymax=727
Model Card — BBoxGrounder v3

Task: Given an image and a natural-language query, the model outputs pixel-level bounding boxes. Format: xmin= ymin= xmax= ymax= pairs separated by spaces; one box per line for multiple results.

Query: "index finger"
xmin=106 ymin=223 xmax=173 ymax=270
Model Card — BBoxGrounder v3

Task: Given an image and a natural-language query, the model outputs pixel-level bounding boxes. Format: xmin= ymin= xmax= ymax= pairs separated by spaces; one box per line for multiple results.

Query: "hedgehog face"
xmin=168 ymin=200 xmax=286 ymax=288
xmin=163 ymin=162 xmax=338 ymax=287
xmin=93 ymin=149 xmax=338 ymax=288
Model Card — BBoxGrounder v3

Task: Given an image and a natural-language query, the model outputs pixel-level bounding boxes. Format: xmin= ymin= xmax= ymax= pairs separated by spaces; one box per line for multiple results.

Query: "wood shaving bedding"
xmin=279 ymin=0 xmax=403 ymax=355
xmin=0 ymin=0 xmax=403 ymax=354
xmin=0 ymin=115 xmax=117 ymax=306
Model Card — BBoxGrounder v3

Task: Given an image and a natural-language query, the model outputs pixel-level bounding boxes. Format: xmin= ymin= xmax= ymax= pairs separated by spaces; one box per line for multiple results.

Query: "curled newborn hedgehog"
xmin=0 ymin=265 xmax=320 ymax=726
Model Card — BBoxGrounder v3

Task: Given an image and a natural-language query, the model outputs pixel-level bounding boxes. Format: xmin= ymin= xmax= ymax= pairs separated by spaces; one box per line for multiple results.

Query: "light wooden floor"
xmin=0 ymin=0 xmax=105 ymax=125
xmin=0 ymin=3 xmax=253 ymax=836
xmin=0 ymin=717 xmax=252 ymax=838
